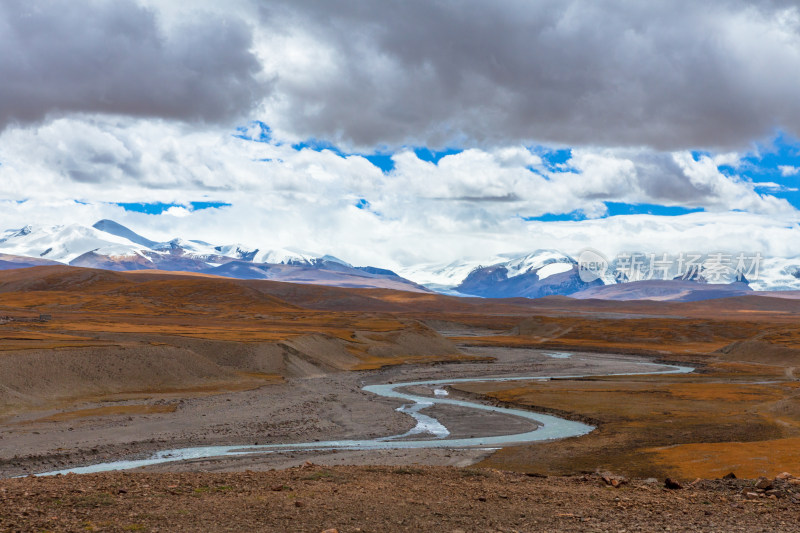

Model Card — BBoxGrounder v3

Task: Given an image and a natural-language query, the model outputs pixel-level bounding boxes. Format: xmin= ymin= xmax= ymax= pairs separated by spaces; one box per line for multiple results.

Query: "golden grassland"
xmin=440 ymin=305 xmax=800 ymax=478
xmin=457 ymin=360 xmax=800 ymax=479
xmin=0 ymin=268 xmax=435 ymax=349
xmin=3 ymin=265 xmax=800 ymax=477
xmin=450 ymin=315 xmax=767 ymax=355
xmin=0 ymin=267 xmax=480 ymax=417
xmin=350 ymin=353 xmax=490 ymax=370
xmin=25 ymin=404 xmax=179 ymax=423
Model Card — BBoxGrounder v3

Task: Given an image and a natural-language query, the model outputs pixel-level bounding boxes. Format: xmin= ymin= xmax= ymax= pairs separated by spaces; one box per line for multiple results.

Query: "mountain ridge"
xmin=0 ymin=221 xmax=429 ymax=293
xmin=3 ymin=220 xmax=800 ymax=300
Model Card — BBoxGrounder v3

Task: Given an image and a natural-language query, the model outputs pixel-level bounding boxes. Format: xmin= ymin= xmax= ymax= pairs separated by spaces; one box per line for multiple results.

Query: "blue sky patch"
xmin=522 ymin=210 xmax=587 ymax=222
xmin=290 ymin=134 xmax=466 ymax=171
xmin=413 ymin=147 xmax=462 ymax=164
xmin=363 ymin=153 xmax=395 ymax=172
xmin=233 ymin=121 xmax=272 ymax=143
xmin=690 ymin=149 xmax=712 ymax=162
xmin=292 ymin=138 xmax=397 ymax=171
xmin=734 ymin=132 xmax=800 ymax=207
xmin=523 ymin=202 xmax=705 ymax=221
xmin=354 ymin=197 xmax=383 ymax=217
xmin=604 ymin=202 xmax=705 ymax=217
xmin=117 ymin=201 xmax=231 ymax=214
xmin=292 ymin=138 xmax=346 ymax=156
xmin=535 ymin=147 xmax=573 ymax=171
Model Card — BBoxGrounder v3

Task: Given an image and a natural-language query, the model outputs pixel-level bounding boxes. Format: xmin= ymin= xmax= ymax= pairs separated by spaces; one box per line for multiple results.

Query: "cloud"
xmin=164 ymin=206 xmax=192 ymax=217
xmin=1 ymin=198 xmax=799 ymax=273
xmin=670 ymin=152 xmax=793 ymax=213
xmin=254 ymin=0 xmax=800 ymax=150
xmin=3 ymin=1 xmax=800 ymax=276
xmin=0 ymin=116 xmax=791 ymax=217
xmin=2 ymin=115 xmax=795 ymax=271
xmin=0 ymin=117 xmax=269 ymax=201
xmin=753 ymin=181 xmax=798 ymax=192
xmin=5 ymin=0 xmax=800 ymax=152
xmin=4 ymin=1 xmax=800 ymax=153
xmin=780 ymin=165 xmax=800 ymax=176
xmin=0 ymin=0 xmax=267 ymax=131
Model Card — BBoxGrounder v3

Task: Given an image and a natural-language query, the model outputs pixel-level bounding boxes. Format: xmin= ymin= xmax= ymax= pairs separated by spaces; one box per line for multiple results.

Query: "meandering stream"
xmin=39 ymin=359 xmax=693 ymax=476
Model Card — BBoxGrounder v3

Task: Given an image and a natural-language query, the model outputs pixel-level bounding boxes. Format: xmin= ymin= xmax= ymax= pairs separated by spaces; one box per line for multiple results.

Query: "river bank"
xmin=1 ymin=349 xmax=667 ymax=477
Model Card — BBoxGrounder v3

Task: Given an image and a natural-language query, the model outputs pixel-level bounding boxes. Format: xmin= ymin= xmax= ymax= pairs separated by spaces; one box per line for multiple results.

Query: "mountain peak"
xmin=252 ymin=248 xmax=318 ymax=266
xmin=93 ymin=219 xmax=158 ymax=249
xmin=503 ymin=249 xmax=574 ymax=279
xmin=320 ymin=254 xmax=352 ymax=267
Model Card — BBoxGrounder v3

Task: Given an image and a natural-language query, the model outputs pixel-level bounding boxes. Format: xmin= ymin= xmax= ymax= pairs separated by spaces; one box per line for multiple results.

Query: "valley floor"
xmin=1 ymin=348 xmax=653 ymax=477
xmin=4 ymin=267 xmax=800 ymax=531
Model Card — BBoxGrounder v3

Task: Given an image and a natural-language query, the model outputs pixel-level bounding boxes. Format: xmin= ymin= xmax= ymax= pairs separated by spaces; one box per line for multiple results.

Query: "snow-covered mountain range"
xmin=453 ymin=250 xmax=603 ymax=299
xmin=2 ymin=220 xmax=800 ymax=300
xmin=400 ymin=250 xmax=800 ymax=300
xmin=395 ymin=251 xmax=588 ymax=296
xmin=0 ymin=220 xmax=428 ymax=293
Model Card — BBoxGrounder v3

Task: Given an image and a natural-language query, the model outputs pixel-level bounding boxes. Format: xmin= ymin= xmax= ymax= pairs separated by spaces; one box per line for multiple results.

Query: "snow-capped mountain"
xmin=4 ymin=220 xmax=800 ymax=299
xmin=398 ymin=248 xmax=800 ymax=300
xmin=251 ymin=248 xmax=319 ymax=266
xmin=501 ymin=250 xmax=575 ymax=280
xmin=0 ymin=223 xmax=145 ymax=263
xmin=0 ymin=220 xmax=429 ymax=293
xmin=749 ymin=257 xmax=800 ymax=291
xmin=454 ymin=249 xmax=603 ymax=298
xmin=396 ymin=258 xmax=505 ymax=295
xmin=92 ymin=219 xmax=158 ymax=248
xmin=399 ymin=250 xmax=593 ymax=295
xmin=212 ymin=244 xmax=258 ymax=262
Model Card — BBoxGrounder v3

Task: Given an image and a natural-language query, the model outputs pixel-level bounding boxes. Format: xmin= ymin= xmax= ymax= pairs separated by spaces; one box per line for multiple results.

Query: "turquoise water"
xmin=37 ymin=360 xmax=693 ymax=476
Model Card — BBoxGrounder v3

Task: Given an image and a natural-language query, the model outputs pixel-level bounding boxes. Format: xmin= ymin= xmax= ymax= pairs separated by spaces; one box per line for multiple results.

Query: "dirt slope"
xmin=2 ymin=467 xmax=799 ymax=532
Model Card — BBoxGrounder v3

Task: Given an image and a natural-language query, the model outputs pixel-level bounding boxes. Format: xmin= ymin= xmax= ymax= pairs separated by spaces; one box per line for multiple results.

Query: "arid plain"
xmin=2 ymin=266 xmax=800 ymax=530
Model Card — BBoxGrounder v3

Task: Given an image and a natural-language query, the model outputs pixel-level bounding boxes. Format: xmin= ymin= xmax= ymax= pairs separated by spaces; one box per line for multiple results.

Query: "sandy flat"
xmin=0 ymin=348 xmax=669 ymax=477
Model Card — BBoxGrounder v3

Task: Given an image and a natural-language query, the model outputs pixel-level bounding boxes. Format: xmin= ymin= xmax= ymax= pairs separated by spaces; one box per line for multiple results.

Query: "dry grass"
xmin=460 ymin=361 xmax=800 ymax=478
xmin=645 ymin=437 xmax=800 ymax=479
xmin=451 ymin=315 xmax=766 ymax=356
xmin=26 ymin=404 xmax=178 ymax=423
xmin=3 ymin=266 xmax=800 ymax=480
xmin=351 ymin=352 xmax=487 ymax=370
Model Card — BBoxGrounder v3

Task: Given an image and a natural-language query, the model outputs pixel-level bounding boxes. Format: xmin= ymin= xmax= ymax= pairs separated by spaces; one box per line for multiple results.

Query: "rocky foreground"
xmin=2 ymin=465 xmax=800 ymax=532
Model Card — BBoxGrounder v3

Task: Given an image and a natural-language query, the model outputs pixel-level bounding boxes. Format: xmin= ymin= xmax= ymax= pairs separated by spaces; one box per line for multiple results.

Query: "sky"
xmin=2 ymin=0 xmax=800 ymax=269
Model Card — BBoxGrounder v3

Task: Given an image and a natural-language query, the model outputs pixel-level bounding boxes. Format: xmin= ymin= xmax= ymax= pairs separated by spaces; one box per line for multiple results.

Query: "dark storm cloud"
xmin=0 ymin=0 xmax=267 ymax=131
xmin=260 ymin=0 xmax=800 ymax=150
xmin=617 ymin=151 xmax=715 ymax=204
xmin=4 ymin=0 xmax=798 ymax=151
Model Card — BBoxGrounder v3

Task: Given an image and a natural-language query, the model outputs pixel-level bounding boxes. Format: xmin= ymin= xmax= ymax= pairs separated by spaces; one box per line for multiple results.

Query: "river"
xmin=38 ymin=359 xmax=693 ymax=476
